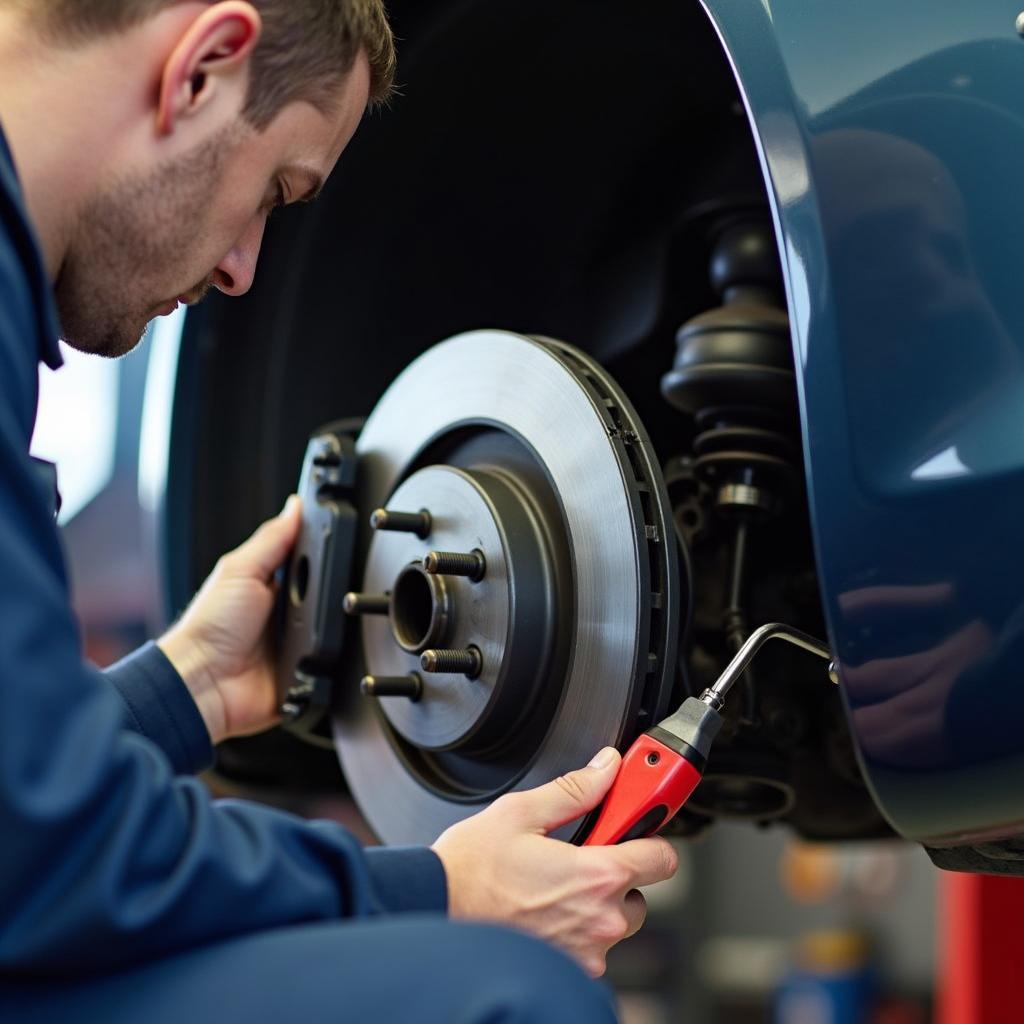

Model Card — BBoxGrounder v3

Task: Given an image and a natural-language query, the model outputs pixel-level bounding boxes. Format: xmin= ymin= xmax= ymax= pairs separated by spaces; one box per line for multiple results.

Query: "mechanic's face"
xmin=56 ymin=58 xmax=370 ymax=359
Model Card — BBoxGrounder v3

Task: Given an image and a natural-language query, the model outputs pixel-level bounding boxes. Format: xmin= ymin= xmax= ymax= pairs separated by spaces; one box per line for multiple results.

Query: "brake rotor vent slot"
xmin=556 ymin=346 xmax=673 ymax=704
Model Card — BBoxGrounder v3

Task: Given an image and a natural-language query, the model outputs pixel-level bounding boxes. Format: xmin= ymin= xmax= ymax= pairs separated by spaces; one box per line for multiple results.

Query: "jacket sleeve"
xmin=0 ymin=313 xmax=446 ymax=981
xmin=104 ymin=642 xmax=216 ymax=776
xmin=101 ymin=644 xmax=447 ymax=904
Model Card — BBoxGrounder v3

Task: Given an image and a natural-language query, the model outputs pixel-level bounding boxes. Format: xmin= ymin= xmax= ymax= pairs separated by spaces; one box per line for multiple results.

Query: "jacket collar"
xmin=0 ymin=123 xmax=64 ymax=371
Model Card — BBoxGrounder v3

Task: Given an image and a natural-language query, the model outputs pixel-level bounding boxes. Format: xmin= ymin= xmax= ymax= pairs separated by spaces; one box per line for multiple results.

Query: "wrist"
xmin=431 ymin=836 xmax=484 ymax=921
xmin=157 ymin=629 xmax=227 ymax=745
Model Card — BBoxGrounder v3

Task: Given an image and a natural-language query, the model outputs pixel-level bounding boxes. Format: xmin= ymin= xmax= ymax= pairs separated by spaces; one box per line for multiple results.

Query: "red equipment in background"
xmin=937 ymin=872 xmax=1024 ymax=1024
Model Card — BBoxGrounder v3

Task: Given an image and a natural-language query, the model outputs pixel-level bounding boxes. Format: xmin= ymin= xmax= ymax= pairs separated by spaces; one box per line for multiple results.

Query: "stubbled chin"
xmin=58 ymin=314 xmax=151 ymax=359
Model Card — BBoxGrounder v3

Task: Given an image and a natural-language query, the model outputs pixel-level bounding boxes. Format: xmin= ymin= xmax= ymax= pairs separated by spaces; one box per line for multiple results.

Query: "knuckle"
xmin=584 ymin=955 xmax=607 ymax=979
xmin=610 ymin=861 xmax=632 ymax=890
xmin=601 ymin=912 xmax=629 ymax=943
xmin=646 ymin=839 xmax=677 ymax=878
xmin=553 ymin=772 xmax=587 ymax=804
xmin=592 ymin=859 xmax=629 ymax=894
xmin=661 ymin=840 xmax=680 ymax=876
xmin=490 ymin=791 xmax=524 ymax=818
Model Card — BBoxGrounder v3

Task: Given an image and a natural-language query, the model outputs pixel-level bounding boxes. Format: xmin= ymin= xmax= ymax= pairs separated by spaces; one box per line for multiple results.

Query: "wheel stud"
xmin=423 ymin=550 xmax=486 ymax=582
xmin=343 ymin=593 xmax=390 ymax=616
xmin=360 ymin=674 xmax=423 ymax=701
xmin=420 ymin=647 xmax=483 ymax=679
xmin=370 ymin=508 xmax=432 ymax=538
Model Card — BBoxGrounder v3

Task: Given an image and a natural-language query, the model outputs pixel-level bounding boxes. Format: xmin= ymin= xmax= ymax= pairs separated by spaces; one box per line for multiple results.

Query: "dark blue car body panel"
xmin=701 ymin=0 xmax=1024 ymax=845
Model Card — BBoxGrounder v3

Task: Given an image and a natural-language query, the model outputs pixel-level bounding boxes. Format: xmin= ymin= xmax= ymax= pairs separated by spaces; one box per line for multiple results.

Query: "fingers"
xmin=612 ymin=836 xmax=679 ymax=889
xmin=622 ymin=889 xmax=647 ymax=939
xmin=222 ymin=496 xmax=302 ymax=582
xmin=583 ymin=890 xmax=648 ymax=977
xmin=510 ymin=747 xmax=622 ymax=833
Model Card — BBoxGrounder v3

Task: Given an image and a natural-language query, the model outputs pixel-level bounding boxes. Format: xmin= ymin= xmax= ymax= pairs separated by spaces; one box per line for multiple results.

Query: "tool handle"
xmin=583 ymin=734 xmax=703 ymax=846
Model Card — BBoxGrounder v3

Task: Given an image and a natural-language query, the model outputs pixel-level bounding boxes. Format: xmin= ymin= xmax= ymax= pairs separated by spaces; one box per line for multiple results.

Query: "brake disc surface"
xmin=333 ymin=330 xmax=678 ymax=844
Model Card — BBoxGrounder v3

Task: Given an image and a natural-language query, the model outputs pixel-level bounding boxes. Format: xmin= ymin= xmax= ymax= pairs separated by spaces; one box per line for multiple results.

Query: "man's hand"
xmin=431 ymin=747 xmax=679 ymax=978
xmin=158 ymin=497 xmax=303 ymax=745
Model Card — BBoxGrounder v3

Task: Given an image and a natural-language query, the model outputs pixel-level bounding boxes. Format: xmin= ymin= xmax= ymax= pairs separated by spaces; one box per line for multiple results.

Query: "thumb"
xmin=227 ymin=495 xmax=303 ymax=582
xmin=518 ymin=747 xmax=621 ymax=833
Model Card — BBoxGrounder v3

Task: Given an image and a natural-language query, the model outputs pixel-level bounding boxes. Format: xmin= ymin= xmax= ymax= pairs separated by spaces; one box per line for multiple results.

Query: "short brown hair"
xmin=28 ymin=0 xmax=396 ymax=127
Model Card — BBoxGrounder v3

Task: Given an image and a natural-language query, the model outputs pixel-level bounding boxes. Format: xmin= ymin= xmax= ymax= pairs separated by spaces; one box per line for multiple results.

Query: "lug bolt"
xmin=423 ymin=550 xmax=486 ymax=582
xmin=370 ymin=508 xmax=432 ymax=539
xmin=420 ymin=646 xmax=483 ymax=679
xmin=343 ymin=592 xmax=390 ymax=616
xmin=360 ymin=674 xmax=424 ymax=701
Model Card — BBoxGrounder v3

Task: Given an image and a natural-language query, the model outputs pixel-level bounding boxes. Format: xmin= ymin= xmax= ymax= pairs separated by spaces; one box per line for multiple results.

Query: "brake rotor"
xmin=333 ymin=330 xmax=679 ymax=844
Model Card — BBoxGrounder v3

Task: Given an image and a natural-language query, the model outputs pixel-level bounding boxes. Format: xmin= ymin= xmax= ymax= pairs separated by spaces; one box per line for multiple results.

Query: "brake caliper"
xmin=276 ymin=423 xmax=361 ymax=743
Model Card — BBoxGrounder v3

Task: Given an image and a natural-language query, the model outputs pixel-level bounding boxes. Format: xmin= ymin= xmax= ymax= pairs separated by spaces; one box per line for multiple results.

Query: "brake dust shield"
xmin=333 ymin=330 xmax=679 ymax=844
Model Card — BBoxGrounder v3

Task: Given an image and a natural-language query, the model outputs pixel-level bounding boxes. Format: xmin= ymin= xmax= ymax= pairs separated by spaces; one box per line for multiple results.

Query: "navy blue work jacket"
xmin=0 ymin=125 xmax=446 ymax=976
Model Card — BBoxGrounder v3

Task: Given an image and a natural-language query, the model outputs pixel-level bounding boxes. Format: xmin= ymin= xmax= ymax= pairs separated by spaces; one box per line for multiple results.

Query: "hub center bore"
xmin=390 ymin=562 xmax=450 ymax=654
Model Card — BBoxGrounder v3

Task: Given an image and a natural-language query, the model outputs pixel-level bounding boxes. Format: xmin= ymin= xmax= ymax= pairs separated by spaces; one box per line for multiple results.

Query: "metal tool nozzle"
xmin=699 ymin=623 xmax=832 ymax=711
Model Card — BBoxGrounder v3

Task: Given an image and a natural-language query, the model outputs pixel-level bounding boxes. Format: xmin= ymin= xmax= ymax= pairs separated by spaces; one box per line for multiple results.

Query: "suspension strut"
xmin=661 ymin=218 xmax=799 ymax=723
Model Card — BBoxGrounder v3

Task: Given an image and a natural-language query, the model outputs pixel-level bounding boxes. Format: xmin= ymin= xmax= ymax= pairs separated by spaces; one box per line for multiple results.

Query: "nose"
xmin=212 ymin=215 xmax=267 ymax=297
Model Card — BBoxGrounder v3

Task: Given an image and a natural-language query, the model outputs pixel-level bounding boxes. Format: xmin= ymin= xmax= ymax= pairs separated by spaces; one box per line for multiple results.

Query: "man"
xmin=0 ymin=2 xmax=679 ymax=1021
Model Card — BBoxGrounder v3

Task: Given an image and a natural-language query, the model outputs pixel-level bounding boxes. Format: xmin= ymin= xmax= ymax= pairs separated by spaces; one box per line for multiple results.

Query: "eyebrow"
xmin=283 ymin=165 xmax=325 ymax=204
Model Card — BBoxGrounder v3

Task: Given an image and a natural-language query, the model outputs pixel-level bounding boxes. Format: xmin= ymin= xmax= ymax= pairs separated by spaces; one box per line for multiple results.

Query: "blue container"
xmin=774 ymin=932 xmax=876 ymax=1024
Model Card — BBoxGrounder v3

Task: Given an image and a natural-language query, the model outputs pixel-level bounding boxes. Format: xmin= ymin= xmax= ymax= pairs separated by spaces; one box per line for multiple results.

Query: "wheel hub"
xmin=358 ymin=464 xmax=561 ymax=752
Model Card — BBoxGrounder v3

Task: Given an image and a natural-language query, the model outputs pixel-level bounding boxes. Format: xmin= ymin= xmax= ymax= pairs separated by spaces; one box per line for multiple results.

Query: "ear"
xmin=156 ymin=1 xmax=262 ymax=136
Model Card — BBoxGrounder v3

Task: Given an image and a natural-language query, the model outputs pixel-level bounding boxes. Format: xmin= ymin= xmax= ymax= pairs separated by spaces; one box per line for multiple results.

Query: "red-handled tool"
xmin=584 ymin=623 xmax=834 ymax=846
